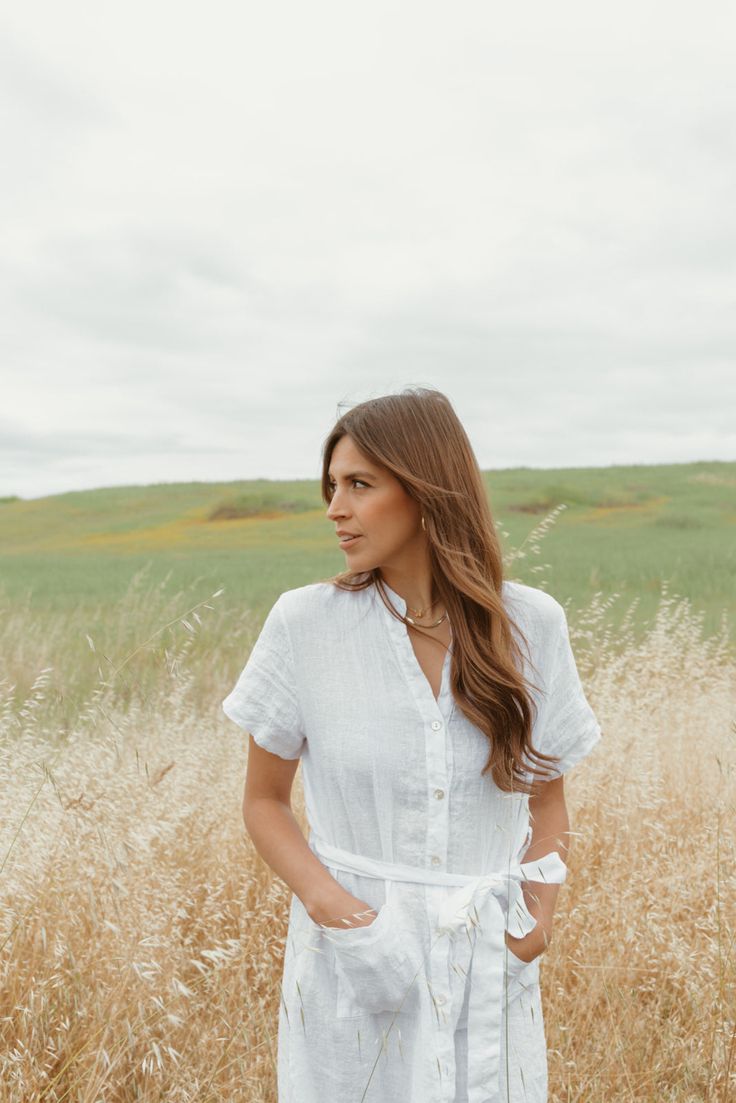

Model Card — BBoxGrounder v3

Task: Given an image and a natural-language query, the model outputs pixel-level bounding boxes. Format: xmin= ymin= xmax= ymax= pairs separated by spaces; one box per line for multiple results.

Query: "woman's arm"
xmin=244 ymin=736 xmax=378 ymax=928
xmin=505 ymin=774 xmax=571 ymax=962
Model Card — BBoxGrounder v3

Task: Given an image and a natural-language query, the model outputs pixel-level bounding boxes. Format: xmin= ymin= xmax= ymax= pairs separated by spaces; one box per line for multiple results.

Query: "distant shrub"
xmin=208 ymin=494 xmax=317 ymax=521
xmin=652 ymin=514 xmax=704 ymax=530
xmin=507 ymin=486 xmax=663 ymax=514
xmin=507 ymin=485 xmax=609 ymax=513
xmin=505 ymin=499 xmax=557 ymax=514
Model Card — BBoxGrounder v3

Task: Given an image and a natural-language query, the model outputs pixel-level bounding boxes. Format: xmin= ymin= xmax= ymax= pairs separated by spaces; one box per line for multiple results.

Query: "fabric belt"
xmin=310 ymin=833 xmax=567 ymax=1103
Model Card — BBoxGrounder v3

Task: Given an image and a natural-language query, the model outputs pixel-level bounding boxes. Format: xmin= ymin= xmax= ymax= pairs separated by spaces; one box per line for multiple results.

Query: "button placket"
xmin=426 ymin=709 xmax=449 ymax=871
xmin=377 ymin=577 xmax=454 ymax=1079
xmin=378 ymin=583 xmax=451 ymax=872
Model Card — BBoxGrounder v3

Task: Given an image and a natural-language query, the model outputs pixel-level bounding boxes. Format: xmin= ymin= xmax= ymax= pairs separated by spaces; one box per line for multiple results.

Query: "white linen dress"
xmin=222 ymin=578 xmax=602 ymax=1103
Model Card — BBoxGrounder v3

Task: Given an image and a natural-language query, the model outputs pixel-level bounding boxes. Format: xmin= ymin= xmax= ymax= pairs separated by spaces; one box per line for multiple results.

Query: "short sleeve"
xmin=221 ymin=595 xmax=306 ymax=760
xmin=534 ymin=602 xmax=602 ymax=777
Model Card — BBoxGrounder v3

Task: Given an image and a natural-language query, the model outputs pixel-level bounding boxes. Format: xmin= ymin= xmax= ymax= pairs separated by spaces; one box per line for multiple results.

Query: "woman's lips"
xmin=339 ymin=535 xmax=363 ymax=549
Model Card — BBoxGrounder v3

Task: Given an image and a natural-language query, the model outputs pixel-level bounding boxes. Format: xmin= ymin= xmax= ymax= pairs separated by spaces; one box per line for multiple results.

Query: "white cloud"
xmin=1 ymin=1 xmax=735 ymax=498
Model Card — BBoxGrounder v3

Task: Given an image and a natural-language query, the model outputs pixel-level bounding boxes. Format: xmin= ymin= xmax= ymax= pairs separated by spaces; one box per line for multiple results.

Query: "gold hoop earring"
xmin=421 ymin=515 xmax=426 ymax=531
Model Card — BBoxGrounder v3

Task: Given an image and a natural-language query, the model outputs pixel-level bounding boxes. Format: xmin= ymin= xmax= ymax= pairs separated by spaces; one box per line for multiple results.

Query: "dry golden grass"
xmin=0 ymin=573 xmax=734 ymax=1101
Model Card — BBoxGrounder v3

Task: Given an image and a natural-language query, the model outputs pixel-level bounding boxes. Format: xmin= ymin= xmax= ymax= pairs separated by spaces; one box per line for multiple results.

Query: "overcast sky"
xmin=2 ymin=1 xmax=735 ymax=500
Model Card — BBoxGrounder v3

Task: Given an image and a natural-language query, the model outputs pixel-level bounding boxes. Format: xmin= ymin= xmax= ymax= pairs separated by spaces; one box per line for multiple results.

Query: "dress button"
xmin=434 ymin=788 xmax=445 ymax=800
xmin=431 ymin=855 xmax=441 ymax=866
xmin=435 ymin=994 xmax=446 ymax=1006
xmin=431 ymin=720 xmax=443 ymax=731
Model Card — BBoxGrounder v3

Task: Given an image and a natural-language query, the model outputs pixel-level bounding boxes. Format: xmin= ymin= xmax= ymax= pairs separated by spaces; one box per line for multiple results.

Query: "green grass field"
xmin=1 ymin=458 xmax=734 ymax=640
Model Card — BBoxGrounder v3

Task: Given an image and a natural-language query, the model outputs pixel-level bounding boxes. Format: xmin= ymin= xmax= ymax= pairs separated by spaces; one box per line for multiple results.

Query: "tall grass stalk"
xmin=0 ymin=551 xmax=733 ymax=1100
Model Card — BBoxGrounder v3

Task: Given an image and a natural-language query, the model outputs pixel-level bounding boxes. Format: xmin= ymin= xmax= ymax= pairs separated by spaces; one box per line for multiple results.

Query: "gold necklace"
xmin=405 ymin=610 xmax=448 ymax=629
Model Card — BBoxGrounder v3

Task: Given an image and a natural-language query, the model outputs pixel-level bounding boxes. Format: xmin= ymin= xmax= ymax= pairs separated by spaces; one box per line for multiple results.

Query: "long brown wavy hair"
xmin=319 ymin=386 xmax=562 ymax=795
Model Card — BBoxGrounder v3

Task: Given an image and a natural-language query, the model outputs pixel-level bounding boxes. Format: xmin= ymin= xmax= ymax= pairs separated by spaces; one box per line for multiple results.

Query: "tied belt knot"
xmin=310 ymin=834 xmax=567 ymax=1103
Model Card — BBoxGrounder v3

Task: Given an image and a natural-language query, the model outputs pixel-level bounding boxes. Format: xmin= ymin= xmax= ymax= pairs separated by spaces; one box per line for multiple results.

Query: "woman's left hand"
xmin=504 ymin=921 xmax=550 ymax=964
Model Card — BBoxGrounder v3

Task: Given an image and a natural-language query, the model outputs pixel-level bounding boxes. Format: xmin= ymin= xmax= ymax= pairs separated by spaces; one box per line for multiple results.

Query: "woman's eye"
xmin=328 ymin=480 xmax=368 ymax=491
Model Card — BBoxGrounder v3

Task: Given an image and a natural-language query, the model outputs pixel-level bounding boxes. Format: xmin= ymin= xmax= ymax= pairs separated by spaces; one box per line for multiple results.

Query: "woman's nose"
xmin=327 ymin=494 xmax=345 ymax=519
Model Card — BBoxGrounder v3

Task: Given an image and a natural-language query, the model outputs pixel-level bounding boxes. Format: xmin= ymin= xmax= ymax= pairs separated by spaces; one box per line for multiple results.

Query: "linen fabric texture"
xmin=222 ymin=579 xmax=602 ymax=1103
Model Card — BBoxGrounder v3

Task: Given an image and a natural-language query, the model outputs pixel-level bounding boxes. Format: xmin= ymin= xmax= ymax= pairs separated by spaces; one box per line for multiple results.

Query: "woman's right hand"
xmin=308 ymin=892 xmax=379 ymax=929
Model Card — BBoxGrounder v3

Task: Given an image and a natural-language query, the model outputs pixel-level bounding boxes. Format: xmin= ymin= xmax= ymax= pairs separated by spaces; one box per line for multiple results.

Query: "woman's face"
xmin=326 ymin=434 xmax=424 ymax=571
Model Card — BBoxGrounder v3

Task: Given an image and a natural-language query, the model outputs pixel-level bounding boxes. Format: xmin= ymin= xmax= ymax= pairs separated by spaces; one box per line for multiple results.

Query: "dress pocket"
xmin=322 ymin=901 xmax=424 ymax=1019
xmin=502 ymin=944 xmax=541 ymax=1008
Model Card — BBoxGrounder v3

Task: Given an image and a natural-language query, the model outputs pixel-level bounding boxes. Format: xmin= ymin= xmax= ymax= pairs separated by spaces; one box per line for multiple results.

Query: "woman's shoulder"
xmin=502 ymin=579 xmax=566 ymax=638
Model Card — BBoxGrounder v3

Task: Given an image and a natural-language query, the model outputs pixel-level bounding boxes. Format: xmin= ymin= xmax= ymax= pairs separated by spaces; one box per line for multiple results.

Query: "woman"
xmin=222 ymin=387 xmax=602 ymax=1103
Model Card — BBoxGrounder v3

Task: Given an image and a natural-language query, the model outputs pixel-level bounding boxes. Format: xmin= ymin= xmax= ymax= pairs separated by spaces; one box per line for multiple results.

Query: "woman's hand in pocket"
xmin=308 ymin=891 xmax=379 ymax=930
xmin=505 ymin=921 xmax=550 ymax=964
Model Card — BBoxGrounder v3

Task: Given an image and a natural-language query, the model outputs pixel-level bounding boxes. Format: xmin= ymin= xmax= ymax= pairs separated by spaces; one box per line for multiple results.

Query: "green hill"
xmin=1 ymin=461 xmax=734 ymax=645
